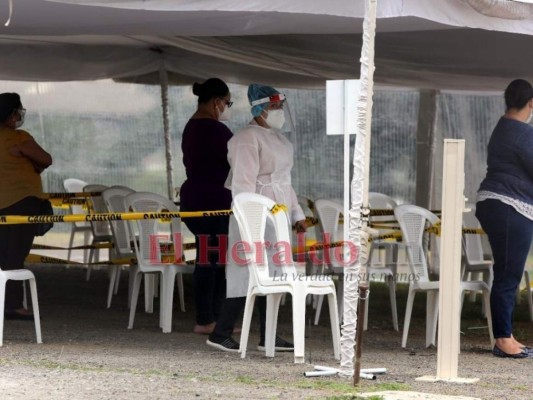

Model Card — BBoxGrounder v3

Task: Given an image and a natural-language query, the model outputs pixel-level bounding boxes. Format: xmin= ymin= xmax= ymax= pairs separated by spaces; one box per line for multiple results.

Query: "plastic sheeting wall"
xmin=0 ymin=80 xmax=497 ymax=222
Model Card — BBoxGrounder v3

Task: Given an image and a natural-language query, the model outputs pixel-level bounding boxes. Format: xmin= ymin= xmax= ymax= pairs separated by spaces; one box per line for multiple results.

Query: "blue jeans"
xmin=476 ymin=199 xmax=533 ymax=338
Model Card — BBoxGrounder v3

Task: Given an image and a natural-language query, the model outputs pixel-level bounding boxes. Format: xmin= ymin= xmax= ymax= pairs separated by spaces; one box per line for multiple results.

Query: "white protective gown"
xmin=225 ymin=120 xmax=305 ymax=298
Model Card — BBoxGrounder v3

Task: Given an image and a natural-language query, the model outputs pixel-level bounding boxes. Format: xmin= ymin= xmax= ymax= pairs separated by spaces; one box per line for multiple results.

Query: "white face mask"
xmin=218 ymin=104 xmax=232 ymax=122
xmin=527 ymin=110 xmax=533 ymax=124
xmin=264 ymin=109 xmax=285 ymax=130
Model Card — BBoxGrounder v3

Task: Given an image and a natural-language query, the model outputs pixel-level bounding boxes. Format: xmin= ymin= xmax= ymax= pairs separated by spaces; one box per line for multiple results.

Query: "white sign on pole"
xmin=326 ymin=79 xmax=360 ymax=135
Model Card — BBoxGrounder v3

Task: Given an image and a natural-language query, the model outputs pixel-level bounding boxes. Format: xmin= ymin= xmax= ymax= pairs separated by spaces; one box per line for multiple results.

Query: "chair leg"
xmin=239 ymin=294 xmax=256 ymax=359
xmin=401 ymin=289 xmax=416 ymax=348
xmin=128 ymin=272 xmax=143 ymax=329
xmin=114 ymin=267 xmax=121 ymax=295
xmin=388 ymin=275 xmax=399 ymax=331
xmin=426 ymin=291 xmax=439 ymax=348
xmin=524 ymin=270 xmax=533 ymax=322
xmin=22 ymin=281 xmax=28 ymax=310
xmin=0 ymin=280 xmax=5 ymax=346
xmin=176 ymin=273 xmax=185 ymax=312
xmin=28 ymin=278 xmax=42 ymax=344
xmin=107 ymin=266 xmax=118 ymax=309
xmin=313 ymin=295 xmax=324 ymax=325
xmin=67 ymin=228 xmax=75 ymax=262
xmin=162 ymin=270 xmax=176 ymax=333
xmin=265 ymin=294 xmax=283 ymax=357
xmin=86 ymin=247 xmax=94 ymax=281
xmin=482 ymin=288 xmax=495 ymax=347
xmin=291 ymin=291 xmax=307 ymax=364
xmin=363 ymin=289 xmax=370 ymax=331
xmin=83 ymin=230 xmax=91 ymax=264
xmin=144 ymin=275 xmax=154 ymax=314
xmin=327 ymin=292 xmax=340 ymax=360
xmin=336 ymin=278 xmax=344 ymax=323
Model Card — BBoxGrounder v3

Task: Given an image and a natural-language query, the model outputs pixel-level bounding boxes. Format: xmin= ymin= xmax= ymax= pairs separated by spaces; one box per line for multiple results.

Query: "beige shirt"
xmin=0 ymin=128 xmax=43 ymax=209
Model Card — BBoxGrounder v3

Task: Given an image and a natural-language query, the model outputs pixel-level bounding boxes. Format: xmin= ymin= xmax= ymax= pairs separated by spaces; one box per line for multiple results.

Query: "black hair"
xmin=192 ymin=78 xmax=229 ymax=104
xmin=504 ymin=79 xmax=533 ymax=110
xmin=0 ymin=92 xmax=21 ymax=122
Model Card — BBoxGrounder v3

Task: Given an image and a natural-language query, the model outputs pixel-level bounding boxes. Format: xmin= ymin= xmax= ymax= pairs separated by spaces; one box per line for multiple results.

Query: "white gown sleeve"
xmin=227 ymin=131 xmax=260 ymax=196
xmin=289 ymin=186 xmax=305 ymax=223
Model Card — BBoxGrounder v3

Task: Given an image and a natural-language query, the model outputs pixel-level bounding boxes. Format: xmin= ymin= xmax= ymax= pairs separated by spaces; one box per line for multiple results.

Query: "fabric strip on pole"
xmin=339 ymin=0 xmax=377 ymax=377
xmin=159 ymin=62 xmax=174 ymax=200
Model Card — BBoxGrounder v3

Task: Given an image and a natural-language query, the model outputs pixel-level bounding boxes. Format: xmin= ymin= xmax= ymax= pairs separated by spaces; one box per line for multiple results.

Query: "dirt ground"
xmin=0 ymin=264 xmax=531 ymax=400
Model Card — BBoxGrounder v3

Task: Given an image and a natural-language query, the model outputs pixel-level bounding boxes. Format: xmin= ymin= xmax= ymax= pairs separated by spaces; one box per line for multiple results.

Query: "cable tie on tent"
xmin=4 ymin=0 xmax=13 ymax=27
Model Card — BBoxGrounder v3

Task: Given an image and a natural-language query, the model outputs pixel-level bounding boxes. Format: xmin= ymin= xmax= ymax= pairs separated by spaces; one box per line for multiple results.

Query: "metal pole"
xmin=353 ymin=285 xmax=368 ymax=386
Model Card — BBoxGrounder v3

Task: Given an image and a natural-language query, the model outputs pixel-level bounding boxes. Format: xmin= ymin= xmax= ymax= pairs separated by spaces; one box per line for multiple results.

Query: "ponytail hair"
xmin=192 ymin=78 xmax=229 ymax=104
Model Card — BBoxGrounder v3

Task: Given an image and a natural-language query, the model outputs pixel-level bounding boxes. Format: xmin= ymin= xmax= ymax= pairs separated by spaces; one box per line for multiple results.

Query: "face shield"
xmin=251 ymin=93 xmax=295 ymax=132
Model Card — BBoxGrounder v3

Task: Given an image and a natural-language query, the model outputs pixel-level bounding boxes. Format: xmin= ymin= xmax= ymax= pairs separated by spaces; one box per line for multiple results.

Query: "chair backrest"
xmin=101 ymin=186 xmax=136 ymax=257
xmin=296 ymin=195 xmax=317 ymax=242
xmin=232 ymin=192 xmax=295 ymax=288
xmin=124 ymin=192 xmax=182 ymax=268
xmin=394 ymin=204 xmax=440 ymax=283
xmin=84 ymin=184 xmax=111 ymax=238
xmin=63 ymin=178 xmax=89 ymax=227
xmin=462 ymin=204 xmax=486 ymax=265
xmin=368 ymin=192 xmax=398 ymax=266
xmin=314 ymin=199 xmax=347 ymax=269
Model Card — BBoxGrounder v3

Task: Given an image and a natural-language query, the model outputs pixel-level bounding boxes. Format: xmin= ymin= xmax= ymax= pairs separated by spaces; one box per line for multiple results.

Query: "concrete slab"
xmin=359 ymin=391 xmax=482 ymax=400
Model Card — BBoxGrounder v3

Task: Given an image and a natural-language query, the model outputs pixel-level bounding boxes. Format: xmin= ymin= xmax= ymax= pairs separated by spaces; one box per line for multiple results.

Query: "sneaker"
xmin=206 ymin=336 xmax=240 ymax=353
xmin=257 ymin=336 xmax=294 ymax=352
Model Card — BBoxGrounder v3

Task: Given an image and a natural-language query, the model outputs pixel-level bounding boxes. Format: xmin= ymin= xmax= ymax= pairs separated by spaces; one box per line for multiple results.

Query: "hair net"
xmin=248 ymin=83 xmax=279 ymax=117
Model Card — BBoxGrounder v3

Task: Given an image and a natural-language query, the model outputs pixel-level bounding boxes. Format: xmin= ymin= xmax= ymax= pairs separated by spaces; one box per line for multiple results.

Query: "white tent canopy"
xmin=2 ymin=0 xmax=533 ymax=89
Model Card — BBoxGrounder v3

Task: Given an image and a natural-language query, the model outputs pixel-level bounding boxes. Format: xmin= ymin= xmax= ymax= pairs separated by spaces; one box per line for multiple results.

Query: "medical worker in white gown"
xmin=206 ymin=84 xmax=306 ymax=352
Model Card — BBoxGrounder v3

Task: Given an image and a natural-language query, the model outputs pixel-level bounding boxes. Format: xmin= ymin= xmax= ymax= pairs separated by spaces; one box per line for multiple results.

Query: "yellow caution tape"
xmin=271 ymin=204 xmax=289 ymax=215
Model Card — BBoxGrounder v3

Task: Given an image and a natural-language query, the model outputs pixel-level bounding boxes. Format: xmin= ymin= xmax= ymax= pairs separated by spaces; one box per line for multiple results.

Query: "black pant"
xmin=212 ymin=296 xmax=267 ymax=341
xmin=0 ymin=196 xmax=41 ymax=311
xmin=183 ymin=215 xmax=229 ymax=325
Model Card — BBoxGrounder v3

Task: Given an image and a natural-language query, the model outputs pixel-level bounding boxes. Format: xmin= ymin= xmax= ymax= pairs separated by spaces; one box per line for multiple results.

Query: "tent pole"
xmin=339 ymin=0 xmax=377 ymax=378
xmin=159 ymin=64 xmax=175 ymax=200
xmin=415 ymin=90 xmax=438 ymax=209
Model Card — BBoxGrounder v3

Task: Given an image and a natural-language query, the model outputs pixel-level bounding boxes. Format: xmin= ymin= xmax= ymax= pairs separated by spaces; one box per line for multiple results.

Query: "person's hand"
xmin=358 ymin=226 xmax=378 ymax=265
xmin=294 ymin=219 xmax=307 ymax=233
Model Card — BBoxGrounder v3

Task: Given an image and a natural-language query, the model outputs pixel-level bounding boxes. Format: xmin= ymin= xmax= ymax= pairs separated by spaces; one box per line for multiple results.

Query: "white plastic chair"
xmin=64 ymin=178 xmax=92 ymax=263
xmin=395 ymin=204 xmax=494 ymax=349
xmin=233 ymin=193 xmax=340 ymax=364
xmin=101 ymin=185 xmax=136 ymax=308
xmin=461 ymin=205 xmax=493 ymax=315
xmin=366 ymin=192 xmax=400 ymax=331
xmin=312 ymin=198 xmax=398 ymax=331
xmin=83 ymin=184 xmax=111 ymax=281
xmin=0 ymin=268 xmax=42 ymax=346
xmin=124 ymin=192 xmax=193 ymax=333
xmin=311 ymin=200 xmax=346 ymax=327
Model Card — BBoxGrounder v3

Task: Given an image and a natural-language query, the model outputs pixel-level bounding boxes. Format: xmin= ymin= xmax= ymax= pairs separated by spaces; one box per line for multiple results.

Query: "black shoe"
xmin=492 ymin=345 xmax=529 ymax=359
xmin=206 ymin=335 xmax=240 ymax=353
xmin=4 ymin=310 xmax=35 ymax=321
xmin=257 ymin=336 xmax=294 ymax=352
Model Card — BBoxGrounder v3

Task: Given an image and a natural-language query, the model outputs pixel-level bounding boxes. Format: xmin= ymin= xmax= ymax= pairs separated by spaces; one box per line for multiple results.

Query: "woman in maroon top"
xmin=180 ymin=78 xmax=233 ymax=334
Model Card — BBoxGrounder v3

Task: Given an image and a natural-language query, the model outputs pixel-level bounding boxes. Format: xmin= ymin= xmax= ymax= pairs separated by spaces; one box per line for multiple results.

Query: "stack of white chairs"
xmin=63 ymin=178 xmax=92 ymax=263
xmin=83 ymin=184 xmax=112 ymax=281
xmin=395 ymin=204 xmax=494 ymax=349
xmin=101 ymin=185 xmax=136 ymax=308
xmin=461 ymin=204 xmax=493 ymax=316
xmin=124 ymin=192 xmax=193 ymax=333
xmin=366 ymin=192 xmax=400 ymax=331
xmin=233 ymin=193 xmax=340 ymax=364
